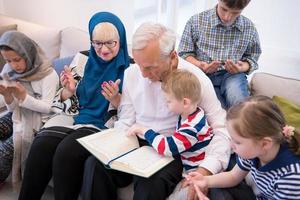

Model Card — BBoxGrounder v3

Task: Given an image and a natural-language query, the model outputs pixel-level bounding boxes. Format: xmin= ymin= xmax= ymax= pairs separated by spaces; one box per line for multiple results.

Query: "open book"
xmin=77 ymin=128 xmax=174 ymax=178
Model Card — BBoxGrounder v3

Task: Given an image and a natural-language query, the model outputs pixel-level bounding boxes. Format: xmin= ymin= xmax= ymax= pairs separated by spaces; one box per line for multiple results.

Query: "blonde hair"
xmin=92 ymin=22 xmax=119 ymax=41
xmin=227 ymin=95 xmax=300 ymax=155
xmin=161 ymin=69 xmax=201 ymax=104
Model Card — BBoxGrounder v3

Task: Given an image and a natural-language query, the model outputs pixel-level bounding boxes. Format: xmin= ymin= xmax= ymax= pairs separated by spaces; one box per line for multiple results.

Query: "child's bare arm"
xmin=189 ymin=165 xmax=248 ymax=189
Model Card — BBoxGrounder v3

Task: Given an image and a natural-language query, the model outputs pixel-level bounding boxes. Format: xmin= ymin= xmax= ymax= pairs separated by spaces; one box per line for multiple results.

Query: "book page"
xmin=111 ymin=146 xmax=174 ymax=178
xmin=77 ymin=128 xmax=139 ymax=165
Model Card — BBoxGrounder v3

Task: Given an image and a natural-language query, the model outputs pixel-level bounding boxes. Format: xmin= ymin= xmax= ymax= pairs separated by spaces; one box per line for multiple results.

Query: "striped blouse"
xmin=237 ymin=145 xmax=300 ymax=199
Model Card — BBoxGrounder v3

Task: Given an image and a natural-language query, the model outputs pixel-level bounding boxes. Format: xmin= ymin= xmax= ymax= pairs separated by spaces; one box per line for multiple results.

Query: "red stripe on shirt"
xmin=181 ymin=152 xmax=205 ymax=162
xmin=157 ymin=138 xmax=165 ymax=155
xmin=198 ymin=127 xmax=213 ymax=141
xmin=174 ymin=132 xmax=192 ymax=149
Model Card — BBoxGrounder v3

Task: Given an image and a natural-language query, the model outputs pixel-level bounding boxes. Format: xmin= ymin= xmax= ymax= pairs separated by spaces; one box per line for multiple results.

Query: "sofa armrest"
xmin=250 ymin=72 xmax=300 ymax=106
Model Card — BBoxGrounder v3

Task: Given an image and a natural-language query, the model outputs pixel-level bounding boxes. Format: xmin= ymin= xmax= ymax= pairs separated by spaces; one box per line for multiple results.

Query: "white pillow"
xmin=59 ymin=27 xmax=90 ymax=58
xmin=0 ymin=15 xmax=60 ymax=61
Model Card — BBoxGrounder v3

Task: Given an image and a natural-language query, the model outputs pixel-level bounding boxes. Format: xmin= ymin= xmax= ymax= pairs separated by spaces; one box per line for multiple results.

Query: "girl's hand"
xmin=101 ymin=79 xmax=121 ymax=108
xmin=187 ymin=171 xmax=209 ymax=193
xmin=127 ymin=124 xmax=148 ymax=139
xmin=9 ymin=82 xmax=27 ymax=101
xmin=60 ymin=65 xmax=76 ymax=95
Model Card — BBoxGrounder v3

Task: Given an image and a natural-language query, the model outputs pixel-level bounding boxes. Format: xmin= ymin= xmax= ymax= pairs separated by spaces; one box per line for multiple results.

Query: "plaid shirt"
xmin=178 ymin=7 xmax=261 ymax=74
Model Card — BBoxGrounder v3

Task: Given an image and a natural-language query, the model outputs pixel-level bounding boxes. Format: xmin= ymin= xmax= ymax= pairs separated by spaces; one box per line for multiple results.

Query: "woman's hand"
xmin=101 ymin=79 xmax=121 ymax=108
xmin=0 ymin=85 xmax=14 ymax=104
xmin=60 ymin=66 xmax=76 ymax=100
xmin=9 ymin=82 xmax=27 ymax=101
xmin=0 ymin=84 xmax=11 ymax=97
xmin=127 ymin=123 xmax=148 ymax=139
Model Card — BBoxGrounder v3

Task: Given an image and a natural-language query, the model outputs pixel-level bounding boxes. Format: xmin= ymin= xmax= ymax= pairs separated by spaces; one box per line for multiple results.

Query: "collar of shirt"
xmin=209 ymin=6 xmax=243 ymax=32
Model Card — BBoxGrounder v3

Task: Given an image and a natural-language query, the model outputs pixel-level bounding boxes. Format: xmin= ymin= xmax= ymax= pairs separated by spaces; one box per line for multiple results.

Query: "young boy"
xmin=178 ymin=0 xmax=261 ymax=109
xmin=127 ymin=69 xmax=213 ymax=171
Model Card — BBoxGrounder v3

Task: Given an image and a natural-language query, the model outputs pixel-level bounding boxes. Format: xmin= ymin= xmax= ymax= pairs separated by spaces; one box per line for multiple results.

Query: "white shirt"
xmin=115 ymin=57 xmax=231 ymax=174
xmin=6 ymin=70 xmax=59 ymax=122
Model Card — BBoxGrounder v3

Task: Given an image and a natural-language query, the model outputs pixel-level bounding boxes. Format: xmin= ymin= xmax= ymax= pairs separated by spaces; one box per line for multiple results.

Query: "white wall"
xmin=1 ymin=0 xmax=134 ymax=43
xmin=243 ymin=0 xmax=300 ymax=79
xmin=0 ymin=0 xmax=3 ymax=13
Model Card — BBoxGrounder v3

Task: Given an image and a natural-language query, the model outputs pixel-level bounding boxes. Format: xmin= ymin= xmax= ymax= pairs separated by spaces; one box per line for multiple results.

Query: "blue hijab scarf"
xmin=74 ymin=12 xmax=130 ymax=129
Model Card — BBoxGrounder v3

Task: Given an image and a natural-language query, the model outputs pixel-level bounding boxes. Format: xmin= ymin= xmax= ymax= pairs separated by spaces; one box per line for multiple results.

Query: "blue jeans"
xmin=208 ymin=70 xmax=249 ymax=109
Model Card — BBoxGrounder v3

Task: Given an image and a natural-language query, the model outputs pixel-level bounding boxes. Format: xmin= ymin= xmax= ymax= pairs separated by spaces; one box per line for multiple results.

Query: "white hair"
xmin=132 ymin=22 xmax=176 ymax=58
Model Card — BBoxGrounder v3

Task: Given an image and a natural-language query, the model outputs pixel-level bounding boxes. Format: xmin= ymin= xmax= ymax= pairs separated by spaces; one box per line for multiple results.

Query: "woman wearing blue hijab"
xmin=19 ymin=12 xmax=130 ymax=200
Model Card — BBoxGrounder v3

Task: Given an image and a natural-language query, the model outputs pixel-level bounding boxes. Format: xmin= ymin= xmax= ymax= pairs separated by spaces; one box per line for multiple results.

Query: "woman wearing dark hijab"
xmin=0 ymin=31 xmax=59 ymax=184
xmin=19 ymin=12 xmax=131 ymax=200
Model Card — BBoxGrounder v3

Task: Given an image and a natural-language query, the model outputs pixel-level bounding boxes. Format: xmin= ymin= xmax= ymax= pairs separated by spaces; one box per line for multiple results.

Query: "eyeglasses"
xmin=91 ymin=40 xmax=118 ymax=49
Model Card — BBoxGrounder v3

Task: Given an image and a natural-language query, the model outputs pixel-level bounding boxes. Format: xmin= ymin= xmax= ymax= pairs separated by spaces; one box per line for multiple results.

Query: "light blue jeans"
xmin=208 ymin=70 xmax=249 ymax=109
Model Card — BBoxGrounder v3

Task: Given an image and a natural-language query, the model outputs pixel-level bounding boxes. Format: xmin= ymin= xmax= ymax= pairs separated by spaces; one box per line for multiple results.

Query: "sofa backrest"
xmin=59 ymin=27 xmax=90 ymax=58
xmin=250 ymin=72 xmax=300 ymax=106
xmin=0 ymin=14 xmax=61 ymax=61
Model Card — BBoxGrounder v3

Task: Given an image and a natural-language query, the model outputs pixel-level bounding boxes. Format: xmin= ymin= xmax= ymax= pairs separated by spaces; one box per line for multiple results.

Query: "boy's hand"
xmin=224 ymin=60 xmax=250 ymax=74
xmin=198 ymin=61 xmax=221 ymax=74
xmin=127 ymin=124 xmax=148 ymax=139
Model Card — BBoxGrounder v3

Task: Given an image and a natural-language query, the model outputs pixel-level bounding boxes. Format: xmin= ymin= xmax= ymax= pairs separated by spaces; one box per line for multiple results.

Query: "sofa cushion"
xmin=59 ymin=27 xmax=90 ymax=58
xmin=0 ymin=14 xmax=60 ymax=61
xmin=273 ymin=96 xmax=300 ymax=132
xmin=250 ymin=72 xmax=300 ymax=106
xmin=0 ymin=24 xmax=17 ymax=35
xmin=0 ymin=24 xmax=18 ymax=71
xmin=52 ymin=56 xmax=74 ymax=75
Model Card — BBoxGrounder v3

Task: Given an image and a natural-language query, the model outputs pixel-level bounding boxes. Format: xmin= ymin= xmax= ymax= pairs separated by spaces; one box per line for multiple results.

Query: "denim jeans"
xmin=208 ymin=70 xmax=249 ymax=109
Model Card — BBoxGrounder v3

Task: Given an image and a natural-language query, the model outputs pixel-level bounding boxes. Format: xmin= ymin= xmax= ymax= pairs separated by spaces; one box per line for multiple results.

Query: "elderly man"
xmin=83 ymin=22 xmax=231 ymax=200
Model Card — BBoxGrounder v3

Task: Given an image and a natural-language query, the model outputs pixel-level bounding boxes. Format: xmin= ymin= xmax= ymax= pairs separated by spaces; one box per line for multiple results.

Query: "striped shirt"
xmin=178 ymin=6 xmax=261 ymax=74
xmin=237 ymin=145 xmax=300 ymax=199
xmin=144 ymin=107 xmax=213 ymax=171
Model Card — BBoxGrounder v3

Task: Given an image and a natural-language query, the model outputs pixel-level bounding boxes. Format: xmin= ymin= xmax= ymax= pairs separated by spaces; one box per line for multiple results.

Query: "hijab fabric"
xmin=74 ymin=12 xmax=130 ymax=129
xmin=0 ymin=30 xmax=53 ymax=82
xmin=0 ymin=31 xmax=54 ymax=183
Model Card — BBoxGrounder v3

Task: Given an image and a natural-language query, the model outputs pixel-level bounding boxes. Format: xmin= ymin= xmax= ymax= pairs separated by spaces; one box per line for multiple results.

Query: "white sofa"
xmin=0 ymin=13 xmax=90 ymax=61
xmin=1 ymin=13 xmax=299 ymax=200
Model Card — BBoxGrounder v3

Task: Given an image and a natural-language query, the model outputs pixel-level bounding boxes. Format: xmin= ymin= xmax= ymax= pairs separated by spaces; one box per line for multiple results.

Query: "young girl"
xmin=187 ymin=95 xmax=300 ymax=200
xmin=0 ymin=31 xmax=59 ymax=183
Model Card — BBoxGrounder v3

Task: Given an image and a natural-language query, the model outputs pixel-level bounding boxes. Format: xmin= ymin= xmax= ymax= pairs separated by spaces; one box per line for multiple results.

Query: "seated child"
xmin=128 ymin=69 xmax=213 ymax=172
xmin=187 ymin=95 xmax=300 ymax=200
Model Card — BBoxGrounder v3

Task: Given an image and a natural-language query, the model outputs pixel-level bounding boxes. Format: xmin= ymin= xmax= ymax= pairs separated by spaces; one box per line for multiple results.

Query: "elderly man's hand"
xmin=182 ymin=167 xmax=212 ymax=200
